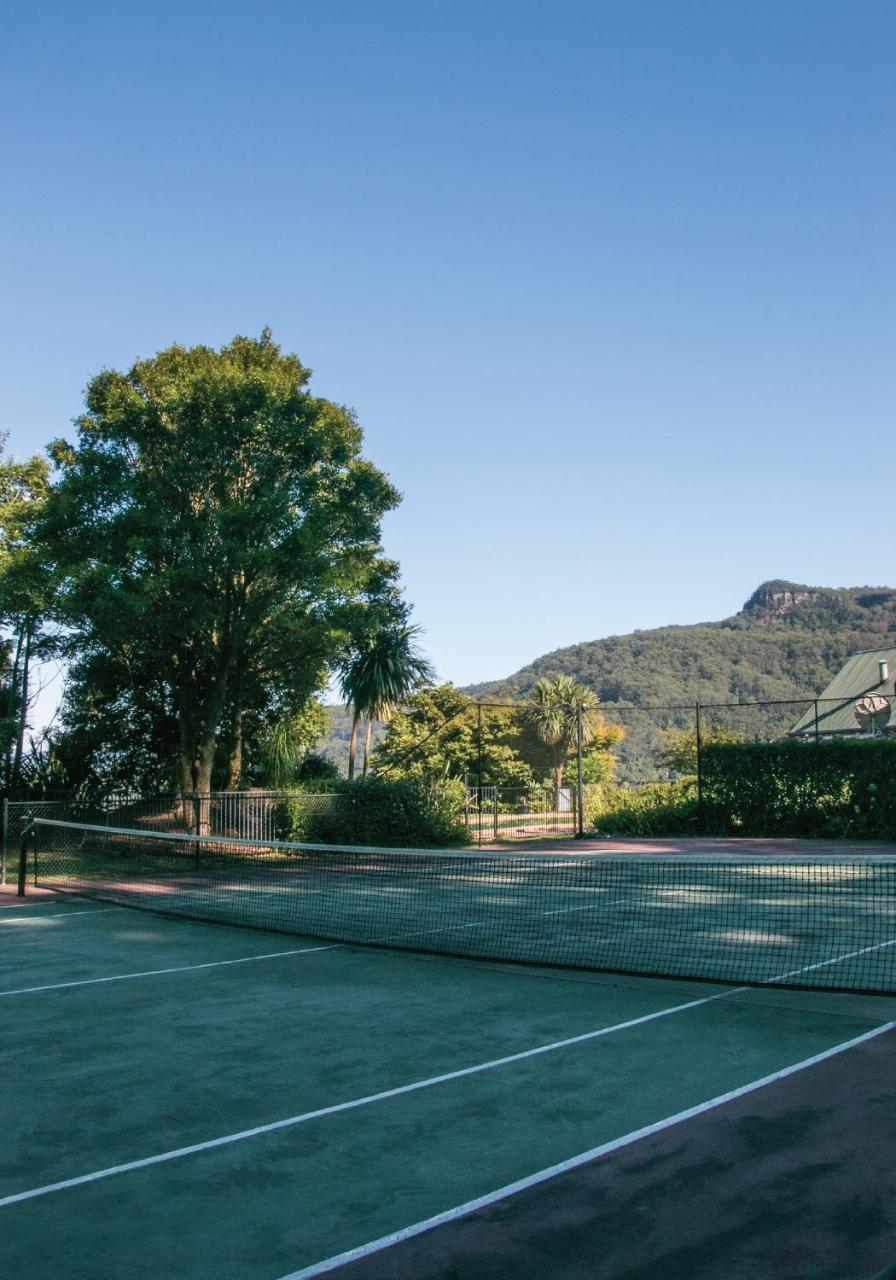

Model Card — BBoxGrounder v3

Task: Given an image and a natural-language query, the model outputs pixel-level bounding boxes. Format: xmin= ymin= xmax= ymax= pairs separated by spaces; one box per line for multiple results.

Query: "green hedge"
xmin=588 ymin=780 xmax=699 ymax=836
xmin=281 ymin=777 xmax=470 ymax=847
xmin=701 ymin=739 xmax=896 ymax=838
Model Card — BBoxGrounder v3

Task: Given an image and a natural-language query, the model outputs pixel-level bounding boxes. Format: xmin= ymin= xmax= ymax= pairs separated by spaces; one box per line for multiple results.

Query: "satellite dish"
xmin=854 ymin=694 xmax=891 ymax=735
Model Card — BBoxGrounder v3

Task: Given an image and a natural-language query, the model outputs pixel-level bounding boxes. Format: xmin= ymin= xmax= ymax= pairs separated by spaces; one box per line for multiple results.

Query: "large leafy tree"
xmin=339 ymin=622 xmax=434 ymax=780
xmin=40 ymin=331 xmax=401 ymax=806
xmin=372 ymin=684 xmax=547 ymax=785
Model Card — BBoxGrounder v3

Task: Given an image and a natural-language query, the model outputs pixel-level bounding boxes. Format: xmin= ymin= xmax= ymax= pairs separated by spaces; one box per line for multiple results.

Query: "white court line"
xmin=0 ymin=988 xmax=733 ymax=1209
xmin=542 ymin=898 xmax=629 ymax=917
xmin=0 ymin=908 xmax=120 ymax=924
xmin=0 ymin=944 xmax=339 ymax=998
xmin=768 ymin=937 xmax=896 ymax=983
xmin=278 ymin=1020 xmax=896 ymax=1279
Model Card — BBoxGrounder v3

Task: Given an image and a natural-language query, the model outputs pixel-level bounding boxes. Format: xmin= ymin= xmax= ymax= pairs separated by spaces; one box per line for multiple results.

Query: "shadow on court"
xmin=2 ymin=902 xmax=896 ymax=1279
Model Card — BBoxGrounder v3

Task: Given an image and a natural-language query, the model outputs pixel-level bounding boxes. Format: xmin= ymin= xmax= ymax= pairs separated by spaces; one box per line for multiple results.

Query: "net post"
xmin=1 ymin=796 xmax=7 ymax=885
xmin=16 ymin=812 xmax=33 ymax=896
xmin=695 ymin=703 xmax=704 ymax=834
xmin=575 ymin=703 xmax=585 ymax=838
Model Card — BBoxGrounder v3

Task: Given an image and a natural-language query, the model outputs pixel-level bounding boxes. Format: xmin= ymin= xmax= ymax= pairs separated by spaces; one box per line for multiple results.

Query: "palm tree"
xmin=339 ymin=625 xmax=434 ymax=781
xmin=524 ymin=675 xmax=602 ymax=807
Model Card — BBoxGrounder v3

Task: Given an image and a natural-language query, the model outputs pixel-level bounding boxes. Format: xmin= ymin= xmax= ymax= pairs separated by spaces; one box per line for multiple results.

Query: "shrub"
xmin=587 ymin=780 xmax=699 ymax=836
xmin=281 ymin=777 xmax=469 ymax=847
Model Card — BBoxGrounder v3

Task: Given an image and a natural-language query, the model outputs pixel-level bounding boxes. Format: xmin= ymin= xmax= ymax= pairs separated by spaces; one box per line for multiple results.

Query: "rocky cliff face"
xmin=739 ymin=581 xmax=830 ymax=626
xmin=736 ymin=581 xmax=896 ymax=630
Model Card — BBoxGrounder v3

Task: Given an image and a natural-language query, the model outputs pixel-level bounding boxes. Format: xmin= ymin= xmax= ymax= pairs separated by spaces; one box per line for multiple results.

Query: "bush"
xmin=701 ymin=738 xmax=896 ymax=838
xmin=587 ymin=780 xmax=699 ymax=836
xmin=281 ymin=777 xmax=470 ymax=847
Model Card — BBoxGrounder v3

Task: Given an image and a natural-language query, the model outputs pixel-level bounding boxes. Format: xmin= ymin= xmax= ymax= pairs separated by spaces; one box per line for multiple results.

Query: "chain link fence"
xmin=5 ymin=691 xmax=895 ymax=865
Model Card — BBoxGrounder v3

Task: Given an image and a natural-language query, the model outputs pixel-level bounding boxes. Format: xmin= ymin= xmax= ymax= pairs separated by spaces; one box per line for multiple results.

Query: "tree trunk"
xmin=225 ymin=711 xmax=242 ymax=791
xmin=362 ymin=719 xmax=373 ymax=779
xmin=11 ymin=625 xmax=32 ymax=795
xmin=348 ymin=709 xmax=361 ymax=782
xmin=4 ymin=628 xmax=24 ymax=791
xmin=193 ymin=732 xmax=216 ymax=835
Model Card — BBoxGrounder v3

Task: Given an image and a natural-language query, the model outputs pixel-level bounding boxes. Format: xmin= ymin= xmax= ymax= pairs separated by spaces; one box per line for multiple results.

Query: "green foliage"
xmin=524 ymin=675 xmax=620 ymax=796
xmin=659 ymin=726 xmax=743 ymax=776
xmin=281 ymin=777 xmax=469 ymax=847
xmin=371 ymin=684 xmax=548 ymax=785
xmin=465 ymin=581 xmax=896 ymax=783
xmin=562 ymin=744 xmax=617 ymax=786
xmin=588 ymin=781 xmax=699 ymax=836
xmin=256 ymin=702 xmax=330 ymax=788
xmin=40 ymin=331 xmax=401 ymax=795
xmin=701 ymin=739 xmax=896 ymax=838
xmin=339 ymin=621 xmax=434 ymax=779
xmin=0 ymin=438 xmax=57 ymax=793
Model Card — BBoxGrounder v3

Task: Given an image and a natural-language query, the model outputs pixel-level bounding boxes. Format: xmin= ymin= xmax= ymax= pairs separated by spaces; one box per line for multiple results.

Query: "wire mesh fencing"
xmin=6 ymin=692 xmax=896 ymax=860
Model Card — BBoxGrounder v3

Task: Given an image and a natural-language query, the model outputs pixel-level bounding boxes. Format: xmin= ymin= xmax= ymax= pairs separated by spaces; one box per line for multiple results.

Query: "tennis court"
xmin=3 ymin=823 xmax=896 ymax=1278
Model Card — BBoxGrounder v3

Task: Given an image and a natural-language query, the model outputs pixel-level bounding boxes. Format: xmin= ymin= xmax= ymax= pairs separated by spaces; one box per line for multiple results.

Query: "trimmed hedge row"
xmin=281 ymin=777 xmax=470 ymax=847
xmin=700 ymin=738 xmax=896 ymax=839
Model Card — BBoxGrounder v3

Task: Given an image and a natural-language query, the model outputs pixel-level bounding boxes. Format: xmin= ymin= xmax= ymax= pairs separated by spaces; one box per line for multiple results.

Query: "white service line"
xmin=0 ymin=908 xmax=120 ymax=924
xmin=278 ymin=1020 xmax=896 ymax=1279
xmin=541 ymin=897 xmax=629 ymax=917
xmin=767 ymin=937 xmax=896 ymax=983
xmin=0 ymin=945 xmax=339 ymax=998
xmin=0 ymin=988 xmax=733 ymax=1209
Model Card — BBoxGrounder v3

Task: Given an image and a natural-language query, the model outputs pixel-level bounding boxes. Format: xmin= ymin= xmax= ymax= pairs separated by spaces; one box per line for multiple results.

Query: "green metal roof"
xmin=790 ymin=647 xmax=896 ymax=737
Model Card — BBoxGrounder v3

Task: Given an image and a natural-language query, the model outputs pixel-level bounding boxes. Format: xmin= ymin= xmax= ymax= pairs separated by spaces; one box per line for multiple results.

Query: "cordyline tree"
xmin=339 ymin=621 xmax=434 ymax=781
xmin=40 ymin=331 xmax=402 ymax=809
xmin=524 ymin=674 xmax=620 ymax=803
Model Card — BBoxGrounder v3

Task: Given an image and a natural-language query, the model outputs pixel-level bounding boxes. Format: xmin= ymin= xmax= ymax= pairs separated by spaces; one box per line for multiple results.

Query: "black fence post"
xmin=477 ymin=702 xmax=483 ymax=850
xmin=695 ymin=703 xmax=705 ymax=834
xmin=575 ymin=703 xmax=585 ymax=838
xmin=16 ymin=813 xmax=33 ymax=897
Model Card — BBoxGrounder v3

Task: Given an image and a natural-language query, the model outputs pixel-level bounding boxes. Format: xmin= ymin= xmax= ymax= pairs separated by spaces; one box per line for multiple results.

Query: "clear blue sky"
xmin=2 ymin=1 xmax=893 ymax=691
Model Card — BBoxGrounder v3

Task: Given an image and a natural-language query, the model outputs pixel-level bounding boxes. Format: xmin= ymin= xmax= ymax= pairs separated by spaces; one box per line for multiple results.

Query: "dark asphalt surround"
xmin=332 ymin=1028 xmax=896 ymax=1280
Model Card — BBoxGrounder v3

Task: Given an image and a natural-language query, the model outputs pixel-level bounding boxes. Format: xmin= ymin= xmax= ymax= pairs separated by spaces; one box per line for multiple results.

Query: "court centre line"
xmin=279 ymin=1020 xmax=896 ymax=1279
xmin=0 ymin=988 xmax=734 ymax=1209
xmin=0 ymin=908 xmax=120 ymax=924
xmin=0 ymin=944 xmax=340 ymax=998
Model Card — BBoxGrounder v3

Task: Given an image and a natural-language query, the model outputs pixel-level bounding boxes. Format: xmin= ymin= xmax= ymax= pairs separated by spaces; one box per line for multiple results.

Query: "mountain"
xmin=320 ymin=582 xmax=896 ymax=780
xmin=462 ymin=580 xmax=896 ymax=780
xmin=464 ymin=581 xmax=896 ymax=704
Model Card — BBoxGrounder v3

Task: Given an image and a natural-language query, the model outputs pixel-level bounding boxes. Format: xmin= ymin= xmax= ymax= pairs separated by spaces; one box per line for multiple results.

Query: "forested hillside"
xmin=464 ymin=582 xmax=896 ymax=705
xmin=322 ymin=582 xmax=896 ymax=779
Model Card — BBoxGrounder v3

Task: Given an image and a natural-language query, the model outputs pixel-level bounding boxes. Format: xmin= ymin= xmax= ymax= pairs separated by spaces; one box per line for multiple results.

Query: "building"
xmin=790 ymin=647 xmax=896 ymax=739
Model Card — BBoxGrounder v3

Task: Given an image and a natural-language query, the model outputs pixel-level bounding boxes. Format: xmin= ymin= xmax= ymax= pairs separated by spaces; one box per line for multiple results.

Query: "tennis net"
xmin=27 ymin=817 xmax=896 ymax=994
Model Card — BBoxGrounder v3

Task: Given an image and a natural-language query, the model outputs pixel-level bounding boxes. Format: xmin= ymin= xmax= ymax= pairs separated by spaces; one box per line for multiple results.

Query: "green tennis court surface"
xmin=3 ymin=892 xmax=896 ymax=1279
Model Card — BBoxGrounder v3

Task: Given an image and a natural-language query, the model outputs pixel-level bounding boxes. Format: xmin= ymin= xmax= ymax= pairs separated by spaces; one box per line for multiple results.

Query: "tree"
xmin=524 ymin=675 xmax=612 ymax=804
xmin=257 ymin=701 xmax=330 ymax=788
xmin=339 ymin=622 xmax=434 ymax=781
xmin=372 ymin=684 xmax=545 ymax=785
xmin=659 ymin=726 xmax=743 ymax=777
xmin=0 ymin=437 xmax=54 ymax=793
xmin=40 ymin=331 xmax=401 ymax=816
